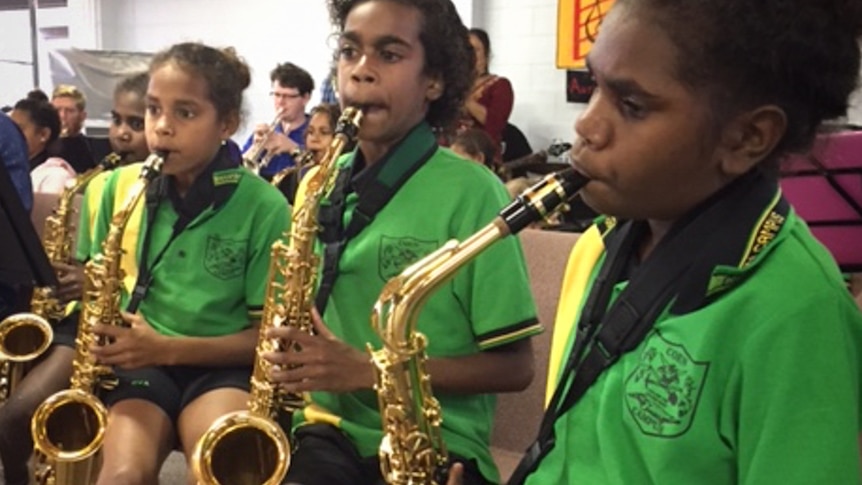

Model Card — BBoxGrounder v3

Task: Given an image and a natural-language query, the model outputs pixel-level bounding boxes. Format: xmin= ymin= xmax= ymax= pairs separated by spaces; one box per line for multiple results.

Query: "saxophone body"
xmin=0 ymin=153 xmax=122 ymax=402
xmin=370 ymin=168 xmax=589 ymax=485
xmin=30 ymin=153 xmax=164 ymax=485
xmin=192 ymin=107 xmax=362 ymax=485
xmin=270 ymin=149 xmax=316 ymax=189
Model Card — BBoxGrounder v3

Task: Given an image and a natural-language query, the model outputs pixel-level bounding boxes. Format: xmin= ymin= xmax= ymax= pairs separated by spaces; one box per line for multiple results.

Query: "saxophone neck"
xmin=374 ymin=223 xmax=505 ymax=348
xmin=373 ymin=169 xmax=589 ymax=347
xmin=108 ymin=155 xmax=163 ymax=233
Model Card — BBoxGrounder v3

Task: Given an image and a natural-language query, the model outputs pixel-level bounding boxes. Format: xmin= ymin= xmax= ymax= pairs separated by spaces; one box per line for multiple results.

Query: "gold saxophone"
xmin=30 ymin=153 xmax=165 ymax=485
xmin=370 ymin=168 xmax=589 ymax=485
xmin=191 ymin=107 xmax=363 ymax=485
xmin=0 ymin=153 xmax=122 ymax=402
xmin=270 ymin=149 xmax=316 ymax=188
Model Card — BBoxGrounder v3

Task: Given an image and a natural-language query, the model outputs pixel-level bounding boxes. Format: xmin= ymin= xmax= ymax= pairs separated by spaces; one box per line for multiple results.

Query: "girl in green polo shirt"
xmin=446 ymin=0 xmax=862 ymax=484
xmin=84 ymin=43 xmax=289 ymax=484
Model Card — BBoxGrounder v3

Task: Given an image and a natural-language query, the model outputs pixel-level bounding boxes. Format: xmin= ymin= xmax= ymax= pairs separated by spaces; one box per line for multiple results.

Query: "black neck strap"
xmin=127 ymin=150 xmax=239 ymax=312
xmin=509 ymin=172 xmax=789 ymax=484
xmin=314 ymin=123 xmax=438 ymax=314
xmin=126 ymin=192 xmax=190 ymax=313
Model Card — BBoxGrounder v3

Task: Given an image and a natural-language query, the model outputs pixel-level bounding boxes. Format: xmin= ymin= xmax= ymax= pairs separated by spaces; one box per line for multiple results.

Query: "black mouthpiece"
xmin=336 ymin=107 xmax=363 ymax=140
xmin=499 ymin=168 xmax=589 ymax=233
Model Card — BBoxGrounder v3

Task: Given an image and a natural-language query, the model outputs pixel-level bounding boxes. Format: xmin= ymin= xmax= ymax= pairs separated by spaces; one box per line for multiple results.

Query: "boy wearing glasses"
xmin=242 ymin=61 xmax=315 ymax=178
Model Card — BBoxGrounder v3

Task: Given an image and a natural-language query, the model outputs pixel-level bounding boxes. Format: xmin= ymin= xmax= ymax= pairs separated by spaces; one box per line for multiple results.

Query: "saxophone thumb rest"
xmin=499 ymin=167 xmax=590 ymax=234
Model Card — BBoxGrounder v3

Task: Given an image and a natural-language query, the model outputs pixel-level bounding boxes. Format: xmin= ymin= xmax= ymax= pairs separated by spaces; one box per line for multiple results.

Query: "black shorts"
xmin=51 ymin=309 xmax=79 ymax=348
xmin=283 ymin=423 xmax=491 ymax=485
xmin=101 ymin=364 xmax=252 ymax=422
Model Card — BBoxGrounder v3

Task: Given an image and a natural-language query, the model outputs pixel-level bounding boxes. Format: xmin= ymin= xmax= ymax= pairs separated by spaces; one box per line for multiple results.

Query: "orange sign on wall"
xmin=557 ymin=0 xmax=615 ymax=69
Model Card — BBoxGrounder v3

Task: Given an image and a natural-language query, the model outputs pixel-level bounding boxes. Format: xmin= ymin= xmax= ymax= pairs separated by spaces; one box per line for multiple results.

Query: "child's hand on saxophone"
xmin=90 ymin=311 xmax=170 ymax=369
xmin=263 ymin=308 xmax=376 ymax=393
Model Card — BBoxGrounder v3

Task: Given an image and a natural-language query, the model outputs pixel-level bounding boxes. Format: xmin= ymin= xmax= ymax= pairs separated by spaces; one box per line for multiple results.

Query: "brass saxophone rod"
xmin=370 ymin=168 xmax=588 ymax=485
xmin=376 ymin=168 xmax=589 ymax=348
xmin=191 ymin=107 xmax=363 ymax=485
xmin=270 ymin=149 xmax=316 ymax=188
xmin=30 ymin=153 xmax=165 ymax=469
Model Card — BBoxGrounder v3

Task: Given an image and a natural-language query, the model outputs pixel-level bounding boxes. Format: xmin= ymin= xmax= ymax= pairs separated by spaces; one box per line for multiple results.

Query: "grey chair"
xmin=490 ymin=228 xmax=580 ymax=482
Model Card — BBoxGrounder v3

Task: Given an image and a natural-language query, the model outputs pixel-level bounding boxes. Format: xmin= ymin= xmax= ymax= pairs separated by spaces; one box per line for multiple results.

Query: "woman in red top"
xmin=459 ymin=28 xmax=514 ymax=162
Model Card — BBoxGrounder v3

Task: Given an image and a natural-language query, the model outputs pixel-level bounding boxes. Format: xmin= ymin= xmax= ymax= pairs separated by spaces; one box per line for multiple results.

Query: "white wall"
xmin=0 ymin=0 xmax=99 ymax=108
xmin=479 ymin=0 xmax=586 ymax=152
xmin=479 ymin=0 xmax=862 ymax=150
xmin=2 ymin=0 xmax=860 ymax=145
xmin=97 ymin=0 xmax=334 ymax=143
xmin=95 ymin=0 xmax=474 ymax=144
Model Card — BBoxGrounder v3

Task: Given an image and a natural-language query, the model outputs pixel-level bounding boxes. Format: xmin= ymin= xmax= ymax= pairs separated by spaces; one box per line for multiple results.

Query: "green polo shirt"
xmin=524 ymin=178 xmax=862 ymax=484
xmin=296 ymin=122 xmax=540 ymax=483
xmin=90 ymin=151 xmax=290 ymax=336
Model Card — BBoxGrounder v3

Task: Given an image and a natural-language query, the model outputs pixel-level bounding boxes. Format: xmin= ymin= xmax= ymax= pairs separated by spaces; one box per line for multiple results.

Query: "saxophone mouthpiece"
xmin=336 ymin=106 xmax=364 ymax=140
xmin=140 ymin=151 xmax=167 ymax=180
xmin=499 ymin=167 xmax=590 ymax=234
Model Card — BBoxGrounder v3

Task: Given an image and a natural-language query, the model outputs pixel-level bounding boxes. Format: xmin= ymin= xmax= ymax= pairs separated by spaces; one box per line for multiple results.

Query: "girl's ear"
xmin=717 ymin=105 xmax=787 ymax=176
xmin=427 ymin=74 xmax=444 ymax=101
xmin=220 ymin=111 xmax=240 ymax=141
xmin=38 ymin=126 xmax=51 ymax=143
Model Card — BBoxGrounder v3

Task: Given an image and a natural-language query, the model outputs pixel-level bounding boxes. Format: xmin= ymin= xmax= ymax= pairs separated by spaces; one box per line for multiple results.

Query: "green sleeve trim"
xmin=477 ymin=319 xmax=542 ymax=350
xmin=247 ymin=306 xmax=264 ymax=320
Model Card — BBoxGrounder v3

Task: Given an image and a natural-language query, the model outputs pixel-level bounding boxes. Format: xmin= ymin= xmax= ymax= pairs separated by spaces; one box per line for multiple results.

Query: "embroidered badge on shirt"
xmin=625 ymin=331 xmax=710 ymax=437
xmin=378 ymin=235 xmax=439 ymax=281
xmin=203 ymin=235 xmax=247 ymax=280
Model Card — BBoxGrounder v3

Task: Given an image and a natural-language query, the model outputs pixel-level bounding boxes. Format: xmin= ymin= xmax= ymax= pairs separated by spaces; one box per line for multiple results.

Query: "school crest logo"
xmin=203 ymin=235 xmax=246 ymax=280
xmin=378 ymin=236 xmax=439 ymax=281
xmin=625 ymin=332 xmax=709 ymax=438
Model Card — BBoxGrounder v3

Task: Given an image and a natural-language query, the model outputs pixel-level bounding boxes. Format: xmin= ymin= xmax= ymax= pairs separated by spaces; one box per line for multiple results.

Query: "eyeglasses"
xmin=270 ymin=91 xmax=303 ymax=100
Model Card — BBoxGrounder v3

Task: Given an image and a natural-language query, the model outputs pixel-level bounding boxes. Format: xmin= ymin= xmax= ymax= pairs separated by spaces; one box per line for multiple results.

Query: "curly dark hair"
xmin=150 ymin=42 xmax=251 ymax=122
xmin=114 ymin=71 xmax=149 ymax=99
xmin=13 ymin=98 xmax=61 ymax=145
xmin=328 ymin=0 xmax=475 ymax=130
xmin=452 ymin=128 xmax=497 ymax=168
xmin=615 ymin=0 xmax=862 ymax=164
xmin=309 ymin=103 xmax=342 ymax=130
xmin=26 ymin=89 xmax=49 ymax=103
xmin=270 ymin=62 xmax=315 ymax=96
xmin=469 ymin=28 xmax=491 ymax=58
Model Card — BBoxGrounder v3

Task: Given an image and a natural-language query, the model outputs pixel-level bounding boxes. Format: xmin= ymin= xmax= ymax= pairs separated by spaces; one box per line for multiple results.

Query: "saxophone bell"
xmin=191 ymin=413 xmax=291 ymax=485
xmin=0 ymin=313 xmax=53 ymax=363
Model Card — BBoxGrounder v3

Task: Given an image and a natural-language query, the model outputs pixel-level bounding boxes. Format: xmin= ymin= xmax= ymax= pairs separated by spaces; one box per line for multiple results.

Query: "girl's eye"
xmin=380 ymin=50 xmax=401 ymax=62
xmin=146 ymin=104 xmax=160 ymax=115
xmin=177 ymin=108 xmax=195 ymax=119
xmin=621 ymin=98 xmax=647 ymax=119
xmin=339 ymin=45 xmax=357 ymax=60
xmin=128 ymin=118 xmax=145 ymax=132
